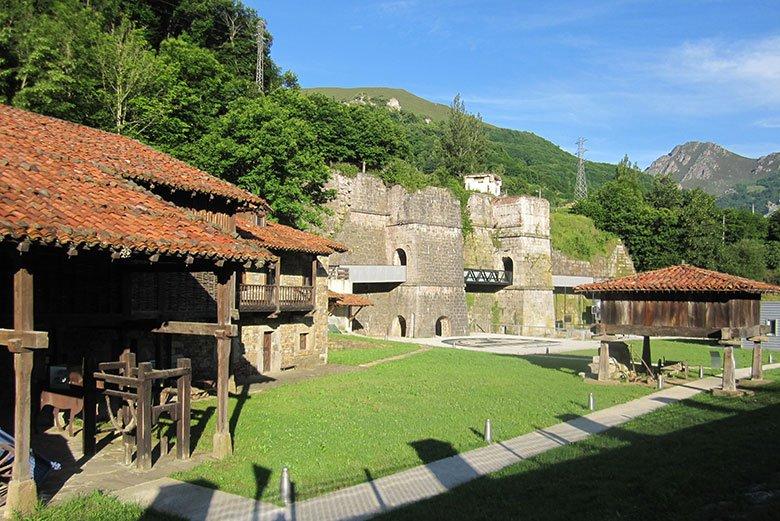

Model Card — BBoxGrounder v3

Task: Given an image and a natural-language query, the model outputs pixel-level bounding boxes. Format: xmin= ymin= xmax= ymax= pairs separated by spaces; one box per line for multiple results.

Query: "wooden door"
xmin=262 ymin=332 xmax=272 ymax=372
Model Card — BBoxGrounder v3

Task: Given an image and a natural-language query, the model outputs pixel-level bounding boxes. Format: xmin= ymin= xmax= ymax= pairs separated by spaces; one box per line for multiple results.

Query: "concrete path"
xmin=392 ymin=332 xmax=598 ymax=355
xmin=116 ymin=362 xmax=780 ymax=521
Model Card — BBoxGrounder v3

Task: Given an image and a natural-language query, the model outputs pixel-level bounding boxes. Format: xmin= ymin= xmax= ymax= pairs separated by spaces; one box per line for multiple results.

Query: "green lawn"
xmin=563 ymin=338 xmax=769 ymax=376
xmin=327 ymin=333 xmax=422 ymax=366
xmin=378 ymin=369 xmax=780 ymax=521
xmin=174 ymin=347 xmax=651 ymax=504
xmin=16 ymin=492 xmax=179 ymax=521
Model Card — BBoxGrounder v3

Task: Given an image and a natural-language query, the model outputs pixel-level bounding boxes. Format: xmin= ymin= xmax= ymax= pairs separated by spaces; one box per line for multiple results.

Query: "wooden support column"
xmin=751 ymin=339 xmax=764 ymax=381
xmin=598 ymin=341 xmax=610 ymax=382
xmin=213 ymin=269 xmax=233 ymax=458
xmin=135 ymin=362 xmax=153 ymax=470
xmin=722 ymin=345 xmax=737 ymax=392
xmin=5 ymin=265 xmax=38 ymax=518
xmin=176 ymin=358 xmax=191 ymax=460
xmin=641 ymin=336 xmax=652 ymax=373
xmin=311 ymin=257 xmax=318 ymax=305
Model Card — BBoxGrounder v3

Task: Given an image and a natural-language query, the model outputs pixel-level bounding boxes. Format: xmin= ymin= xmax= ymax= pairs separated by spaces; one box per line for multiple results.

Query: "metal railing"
xmin=239 ymin=284 xmax=314 ymax=312
xmin=464 ymin=268 xmax=512 ymax=286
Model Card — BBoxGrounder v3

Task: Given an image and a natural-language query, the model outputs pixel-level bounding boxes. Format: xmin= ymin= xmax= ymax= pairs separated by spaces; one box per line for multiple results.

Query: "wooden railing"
xmin=239 ymin=284 xmax=315 ymax=313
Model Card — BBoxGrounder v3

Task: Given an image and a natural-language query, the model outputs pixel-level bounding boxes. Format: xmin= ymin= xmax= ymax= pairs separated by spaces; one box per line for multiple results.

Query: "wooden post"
xmin=121 ymin=349 xmax=136 ymax=466
xmin=751 ymin=340 xmax=764 ymax=381
xmin=82 ymin=354 xmax=96 ymax=457
xmin=641 ymin=336 xmax=652 ymax=373
xmin=136 ymin=362 xmax=153 ymax=470
xmin=311 ymin=257 xmax=318 ymax=305
xmin=6 ymin=265 xmax=37 ymax=517
xmin=213 ymin=269 xmax=233 ymax=458
xmin=598 ymin=341 xmax=610 ymax=382
xmin=722 ymin=345 xmax=737 ymax=392
xmin=176 ymin=358 xmax=191 ymax=460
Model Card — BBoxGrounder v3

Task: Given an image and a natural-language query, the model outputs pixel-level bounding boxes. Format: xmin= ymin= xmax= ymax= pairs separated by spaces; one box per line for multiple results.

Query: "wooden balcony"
xmin=239 ymin=284 xmax=315 ymax=313
xmin=464 ymin=268 xmax=512 ymax=286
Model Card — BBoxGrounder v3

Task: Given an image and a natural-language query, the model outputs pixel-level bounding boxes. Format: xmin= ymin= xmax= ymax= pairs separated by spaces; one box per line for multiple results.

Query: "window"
xmin=393 ymin=248 xmax=407 ymax=266
xmin=299 ymin=332 xmax=308 ymax=351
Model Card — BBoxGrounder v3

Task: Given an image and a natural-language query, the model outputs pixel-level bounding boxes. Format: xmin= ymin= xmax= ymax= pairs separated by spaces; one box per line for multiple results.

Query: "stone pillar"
xmin=213 ymin=269 xmax=233 ymax=459
xmin=722 ymin=345 xmax=737 ymax=392
xmin=5 ymin=266 xmax=37 ymax=518
xmin=751 ymin=340 xmax=763 ymax=381
xmin=598 ymin=341 xmax=610 ymax=382
xmin=641 ymin=336 xmax=652 ymax=373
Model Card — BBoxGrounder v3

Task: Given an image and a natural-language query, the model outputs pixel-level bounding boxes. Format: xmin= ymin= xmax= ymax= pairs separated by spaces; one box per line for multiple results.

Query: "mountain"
xmin=646 ymin=142 xmax=780 ymax=212
xmin=306 ymin=86 xmax=636 ymax=202
xmin=305 ymin=87 xmax=452 ymax=123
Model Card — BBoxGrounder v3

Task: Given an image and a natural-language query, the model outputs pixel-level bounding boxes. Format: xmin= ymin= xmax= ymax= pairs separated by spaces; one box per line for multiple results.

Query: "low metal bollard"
xmin=699 ymin=365 xmax=704 ymax=379
xmin=280 ymin=467 xmax=292 ymax=505
xmin=657 ymin=375 xmax=665 ymax=390
xmin=484 ymin=419 xmax=493 ymax=444
xmin=770 ymin=353 xmax=774 ymax=365
xmin=588 ymin=392 xmax=595 ymax=411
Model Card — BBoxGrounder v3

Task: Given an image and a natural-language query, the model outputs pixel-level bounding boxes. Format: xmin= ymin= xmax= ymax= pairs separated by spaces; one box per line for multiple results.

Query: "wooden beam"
xmin=6 ymin=263 xmax=38 ymax=516
xmin=597 ymin=323 xmax=769 ymax=339
xmin=0 ymin=329 xmax=48 ymax=350
xmin=152 ymin=321 xmax=238 ymax=338
xmin=213 ymin=269 xmax=233 ymax=458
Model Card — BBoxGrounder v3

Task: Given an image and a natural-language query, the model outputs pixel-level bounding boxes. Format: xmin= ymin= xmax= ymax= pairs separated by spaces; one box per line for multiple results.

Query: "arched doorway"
xmin=389 ymin=315 xmax=407 ymax=337
xmin=435 ymin=316 xmax=451 ymax=337
xmin=502 ymin=256 xmax=513 ymax=272
xmin=393 ymin=248 xmax=408 ymax=266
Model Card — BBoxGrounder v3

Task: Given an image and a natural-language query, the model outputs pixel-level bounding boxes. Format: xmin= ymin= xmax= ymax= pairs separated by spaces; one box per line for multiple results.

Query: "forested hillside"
xmin=307 ymin=87 xmax=638 ymax=202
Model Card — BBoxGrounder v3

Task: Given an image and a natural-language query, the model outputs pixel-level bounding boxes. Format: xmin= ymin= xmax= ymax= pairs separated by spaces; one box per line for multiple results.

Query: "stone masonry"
xmin=465 ymin=194 xmax=555 ymax=336
xmin=325 ymin=173 xmax=468 ymax=338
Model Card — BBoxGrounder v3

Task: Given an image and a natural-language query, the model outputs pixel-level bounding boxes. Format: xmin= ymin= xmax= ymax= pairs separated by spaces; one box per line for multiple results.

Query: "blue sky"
xmin=250 ymin=1 xmax=780 ymax=167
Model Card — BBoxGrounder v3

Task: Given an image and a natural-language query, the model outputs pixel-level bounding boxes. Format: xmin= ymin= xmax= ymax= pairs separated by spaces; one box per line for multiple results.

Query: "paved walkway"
xmin=115 ymin=362 xmax=780 ymax=521
xmin=392 ymin=332 xmax=597 ymax=355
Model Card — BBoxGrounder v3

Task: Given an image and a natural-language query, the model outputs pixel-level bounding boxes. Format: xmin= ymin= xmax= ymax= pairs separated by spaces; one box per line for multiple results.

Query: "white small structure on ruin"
xmin=464 ymin=172 xmax=502 ymax=196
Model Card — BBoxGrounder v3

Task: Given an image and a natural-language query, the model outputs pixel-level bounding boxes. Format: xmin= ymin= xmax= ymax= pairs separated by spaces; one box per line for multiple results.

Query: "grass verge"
xmin=328 ymin=333 xmax=422 ymax=366
xmin=174 ymin=348 xmax=651 ymax=504
xmin=377 ymin=369 xmax=780 ymax=521
xmin=15 ymin=492 xmax=179 ymax=521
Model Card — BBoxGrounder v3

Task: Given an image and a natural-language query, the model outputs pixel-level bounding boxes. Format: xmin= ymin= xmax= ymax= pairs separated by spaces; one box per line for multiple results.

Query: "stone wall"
xmin=324 ymin=172 xmax=468 ymax=338
xmin=551 ymin=242 xmax=635 ymax=329
xmin=464 ymin=194 xmax=555 ymax=336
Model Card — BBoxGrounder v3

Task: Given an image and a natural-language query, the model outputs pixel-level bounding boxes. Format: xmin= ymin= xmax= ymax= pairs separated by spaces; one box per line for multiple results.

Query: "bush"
xmin=551 ymin=211 xmax=617 ymax=261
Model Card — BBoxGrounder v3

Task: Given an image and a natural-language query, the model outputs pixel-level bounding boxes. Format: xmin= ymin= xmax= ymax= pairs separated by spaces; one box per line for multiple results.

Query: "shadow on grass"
xmin=377 ymin=382 xmax=780 ymax=521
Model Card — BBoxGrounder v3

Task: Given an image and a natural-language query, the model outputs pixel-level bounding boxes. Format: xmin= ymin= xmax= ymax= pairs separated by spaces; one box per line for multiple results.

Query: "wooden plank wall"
xmin=601 ymin=294 xmax=760 ymax=330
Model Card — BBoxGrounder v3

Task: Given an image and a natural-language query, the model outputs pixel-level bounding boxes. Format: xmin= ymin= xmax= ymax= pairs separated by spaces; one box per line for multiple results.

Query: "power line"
xmin=575 ymin=137 xmax=588 ymax=199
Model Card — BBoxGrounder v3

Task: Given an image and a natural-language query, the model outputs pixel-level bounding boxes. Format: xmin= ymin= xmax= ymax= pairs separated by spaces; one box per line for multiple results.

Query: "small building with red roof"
xmin=575 ymin=263 xmax=780 ymax=391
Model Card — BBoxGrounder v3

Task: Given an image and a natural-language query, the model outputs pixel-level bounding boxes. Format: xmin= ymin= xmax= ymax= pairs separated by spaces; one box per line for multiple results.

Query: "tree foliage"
xmin=574 ymin=164 xmax=779 ymax=281
xmin=437 ymin=94 xmax=489 ymax=177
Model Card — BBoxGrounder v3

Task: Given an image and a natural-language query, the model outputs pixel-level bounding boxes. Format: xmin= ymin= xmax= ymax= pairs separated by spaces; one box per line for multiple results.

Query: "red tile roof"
xmin=327 ymin=291 xmax=373 ymax=307
xmin=238 ymin=218 xmax=347 ymax=255
xmin=575 ymin=264 xmax=780 ymax=294
xmin=0 ymin=106 xmax=275 ymax=263
xmin=0 ymin=104 xmax=266 ymax=208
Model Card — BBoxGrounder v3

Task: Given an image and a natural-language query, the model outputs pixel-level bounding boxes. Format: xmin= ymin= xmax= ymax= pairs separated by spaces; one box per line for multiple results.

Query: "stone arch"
xmin=389 ymin=315 xmax=407 ymax=337
xmin=393 ymin=248 xmax=408 ymax=266
xmin=435 ymin=316 xmax=451 ymax=337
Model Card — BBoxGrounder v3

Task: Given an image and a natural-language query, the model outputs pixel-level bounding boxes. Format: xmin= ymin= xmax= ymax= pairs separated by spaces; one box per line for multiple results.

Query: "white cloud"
xmin=659 ymin=36 xmax=780 ymax=106
xmin=754 ymin=117 xmax=780 ymax=128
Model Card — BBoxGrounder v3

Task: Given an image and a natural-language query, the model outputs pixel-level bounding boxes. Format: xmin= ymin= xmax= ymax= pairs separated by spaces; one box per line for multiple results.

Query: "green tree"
xmin=719 ymin=239 xmax=767 ymax=281
xmin=95 ymin=18 xmax=161 ymax=134
xmin=437 ymin=94 xmax=488 ymax=177
xmin=187 ymin=91 xmax=332 ymax=227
